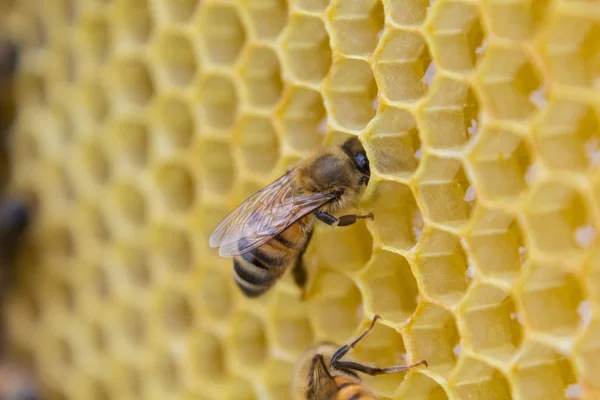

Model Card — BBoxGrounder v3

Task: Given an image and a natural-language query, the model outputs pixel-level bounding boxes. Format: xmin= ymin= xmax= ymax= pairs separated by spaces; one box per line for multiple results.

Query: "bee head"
xmin=301 ymin=152 xmax=354 ymax=193
xmin=341 ymin=136 xmax=370 ymax=184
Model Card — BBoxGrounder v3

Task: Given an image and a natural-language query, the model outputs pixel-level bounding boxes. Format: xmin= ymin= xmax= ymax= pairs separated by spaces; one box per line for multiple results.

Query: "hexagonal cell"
xmin=230 ymin=312 xmax=268 ymax=367
xmin=461 ymin=284 xmax=523 ymax=362
xmin=313 ymin=218 xmax=372 ymax=273
xmin=115 ymin=0 xmax=153 ymax=44
xmin=190 ymin=331 xmax=226 ymax=380
xmin=91 ymin=265 xmax=112 ymax=301
xmin=163 ymin=0 xmax=199 ymax=22
xmin=270 ymin=292 xmax=314 ymax=356
xmin=416 ymin=156 xmax=474 ymax=228
xmin=242 ymin=0 xmax=287 ymax=40
xmin=77 ymin=203 xmax=111 ymax=243
xmin=43 ymin=163 xmax=76 ymax=201
xmin=47 ymin=277 xmax=77 ymax=314
xmin=416 ymin=229 xmax=470 ymax=305
xmin=367 ymin=106 xmax=421 ymax=178
xmin=329 ymin=0 xmax=384 ymax=56
xmin=80 ymin=81 xmax=110 ymax=123
xmin=120 ymin=305 xmax=147 ymax=345
xmin=512 ymin=340 xmax=578 ymax=400
xmin=449 ymin=357 xmax=511 ymax=399
xmin=351 ymin=319 xmax=412 ymax=396
xmin=114 ymin=118 xmax=149 ymax=166
xmin=198 ymin=74 xmax=238 ymax=132
xmin=55 ymin=337 xmax=76 ymax=376
xmin=427 ymin=1 xmax=485 ymax=72
xmin=469 ymin=126 xmax=532 ymax=199
xmin=360 ymin=249 xmax=418 ymax=323
xmin=155 ymin=32 xmax=198 ymax=86
xmin=150 ymin=224 xmax=193 ymax=272
xmin=543 ymin=14 xmax=600 ymax=88
xmin=518 ymin=263 xmax=585 ymax=337
xmin=161 ymin=292 xmax=194 ymax=333
xmin=155 ymin=94 xmax=194 ymax=147
xmin=154 ymin=162 xmax=195 ymax=211
xmin=362 ymin=180 xmax=421 ymax=250
xmin=536 ymin=99 xmax=600 ymax=171
xmin=41 ymin=224 xmax=75 ymax=259
xmin=404 ymin=302 xmax=458 ymax=375
xmin=81 ymin=140 xmax=111 ymax=185
xmin=307 ymin=270 xmax=362 ymax=342
xmin=51 ymin=45 xmax=78 ymax=83
xmin=277 ymin=86 xmax=325 ymax=152
xmin=113 ymin=57 xmax=155 ymax=106
xmin=235 ymin=116 xmax=280 ymax=175
xmin=384 ymin=0 xmax=431 ymax=25
xmin=374 ymin=29 xmax=431 ymax=103
xmin=280 ymin=14 xmax=332 ymax=84
xmin=421 ymin=77 xmax=480 ymax=149
xmin=113 ymin=182 xmax=147 ymax=226
xmin=239 ymin=45 xmax=283 ymax=109
xmin=524 ymin=182 xmax=590 ymax=254
xmin=397 ymin=372 xmax=450 ymax=400
xmin=89 ymin=322 xmax=109 ymax=354
xmin=483 ymin=0 xmax=550 ymax=41
xmin=476 ymin=45 xmax=543 ymax=121
xmin=155 ymin=352 xmax=182 ymax=391
xmin=117 ymin=244 xmax=152 ymax=289
xmin=465 ymin=207 xmax=525 ymax=282
xmin=198 ymin=5 xmax=246 ymax=66
xmin=116 ymin=365 xmax=143 ymax=398
xmin=197 ymin=139 xmax=235 ymax=195
xmin=261 ymin=359 xmax=295 ymax=400
xmin=80 ymin=15 xmax=110 ymax=64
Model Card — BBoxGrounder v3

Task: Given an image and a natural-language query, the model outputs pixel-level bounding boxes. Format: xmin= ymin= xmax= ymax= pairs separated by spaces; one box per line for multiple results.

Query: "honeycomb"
xmin=0 ymin=0 xmax=599 ymax=399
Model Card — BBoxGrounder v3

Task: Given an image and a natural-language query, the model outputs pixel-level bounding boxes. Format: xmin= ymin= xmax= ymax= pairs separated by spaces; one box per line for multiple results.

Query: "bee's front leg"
xmin=315 ymin=211 xmax=374 ymax=227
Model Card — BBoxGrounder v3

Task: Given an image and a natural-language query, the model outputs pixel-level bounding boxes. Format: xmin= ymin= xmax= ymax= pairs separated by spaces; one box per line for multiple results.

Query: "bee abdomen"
xmin=233 ymin=245 xmax=289 ymax=298
xmin=334 ymin=377 xmax=376 ymax=400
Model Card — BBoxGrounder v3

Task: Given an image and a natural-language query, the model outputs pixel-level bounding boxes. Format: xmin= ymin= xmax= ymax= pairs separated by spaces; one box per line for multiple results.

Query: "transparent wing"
xmin=209 ymin=170 xmax=335 ymax=257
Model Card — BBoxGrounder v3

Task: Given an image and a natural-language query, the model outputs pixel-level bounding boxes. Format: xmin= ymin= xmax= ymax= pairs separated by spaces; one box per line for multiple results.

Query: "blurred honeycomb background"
xmin=0 ymin=0 xmax=599 ymax=399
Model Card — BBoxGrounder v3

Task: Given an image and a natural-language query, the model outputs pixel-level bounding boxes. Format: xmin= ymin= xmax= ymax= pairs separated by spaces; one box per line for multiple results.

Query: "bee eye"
xmin=354 ymin=153 xmax=369 ymax=173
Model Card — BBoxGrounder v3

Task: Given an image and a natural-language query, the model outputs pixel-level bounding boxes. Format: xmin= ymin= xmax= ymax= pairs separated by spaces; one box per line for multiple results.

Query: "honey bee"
xmin=293 ymin=316 xmax=427 ymax=400
xmin=210 ymin=137 xmax=373 ymax=298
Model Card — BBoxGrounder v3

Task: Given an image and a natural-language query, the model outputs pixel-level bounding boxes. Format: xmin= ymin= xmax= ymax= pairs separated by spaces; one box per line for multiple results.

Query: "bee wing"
xmin=209 ymin=170 xmax=335 ymax=257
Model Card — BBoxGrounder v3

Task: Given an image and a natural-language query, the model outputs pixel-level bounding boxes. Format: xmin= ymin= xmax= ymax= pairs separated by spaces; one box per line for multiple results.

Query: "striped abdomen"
xmin=233 ymin=217 xmax=313 ymax=298
xmin=333 ymin=376 xmax=377 ymax=400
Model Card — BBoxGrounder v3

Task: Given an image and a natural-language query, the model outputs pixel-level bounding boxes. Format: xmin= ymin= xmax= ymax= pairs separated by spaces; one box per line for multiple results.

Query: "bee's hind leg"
xmin=292 ymin=256 xmax=308 ymax=301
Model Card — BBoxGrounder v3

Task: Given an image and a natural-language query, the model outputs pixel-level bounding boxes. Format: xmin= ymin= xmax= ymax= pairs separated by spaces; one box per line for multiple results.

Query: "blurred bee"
xmin=293 ymin=316 xmax=427 ymax=400
xmin=210 ymin=137 xmax=373 ymax=298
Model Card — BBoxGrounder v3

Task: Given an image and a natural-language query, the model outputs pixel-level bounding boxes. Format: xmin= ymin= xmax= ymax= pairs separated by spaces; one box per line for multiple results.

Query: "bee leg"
xmin=331 ymin=360 xmax=428 ymax=376
xmin=292 ymin=256 xmax=308 ymax=300
xmin=315 ymin=211 xmax=374 ymax=227
xmin=330 ymin=315 xmax=380 ymax=366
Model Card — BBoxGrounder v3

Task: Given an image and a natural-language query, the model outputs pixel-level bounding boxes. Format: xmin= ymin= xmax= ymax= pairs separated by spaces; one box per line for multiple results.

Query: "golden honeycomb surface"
xmin=1 ymin=0 xmax=600 ymax=399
